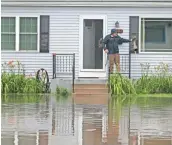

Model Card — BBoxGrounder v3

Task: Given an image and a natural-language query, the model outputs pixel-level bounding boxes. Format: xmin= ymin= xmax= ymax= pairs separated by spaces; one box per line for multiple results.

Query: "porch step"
xmin=73 ymin=93 xmax=109 ymax=97
xmin=73 ymin=84 xmax=109 ymax=105
xmin=74 ymin=84 xmax=107 ymax=89
xmin=74 ymin=88 xmax=108 ymax=94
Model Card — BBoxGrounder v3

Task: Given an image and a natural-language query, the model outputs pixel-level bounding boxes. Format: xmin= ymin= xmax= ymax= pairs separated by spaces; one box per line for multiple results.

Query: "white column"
xmin=138 ymin=131 xmax=140 ymax=145
xmin=14 ymin=131 xmax=18 ymax=145
xmin=36 ymin=130 xmax=39 ymax=145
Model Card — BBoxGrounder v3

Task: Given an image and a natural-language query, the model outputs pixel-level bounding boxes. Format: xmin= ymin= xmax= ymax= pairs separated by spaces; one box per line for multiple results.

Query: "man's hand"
xmin=104 ymin=49 xmax=108 ymax=53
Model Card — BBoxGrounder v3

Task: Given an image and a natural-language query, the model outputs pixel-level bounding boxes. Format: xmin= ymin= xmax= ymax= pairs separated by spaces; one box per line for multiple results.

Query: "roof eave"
xmin=2 ymin=2 xmax=172 ymax=7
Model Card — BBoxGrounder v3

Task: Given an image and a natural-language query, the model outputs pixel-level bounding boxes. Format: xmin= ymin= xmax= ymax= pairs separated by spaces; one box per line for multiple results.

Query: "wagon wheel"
xmin=36 ymin=68 xmax=50 ymax=93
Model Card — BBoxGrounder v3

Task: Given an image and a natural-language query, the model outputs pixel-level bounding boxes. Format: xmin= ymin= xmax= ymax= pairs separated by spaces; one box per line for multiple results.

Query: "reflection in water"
xmin=1 ymin=95 xmax=172 ymax=145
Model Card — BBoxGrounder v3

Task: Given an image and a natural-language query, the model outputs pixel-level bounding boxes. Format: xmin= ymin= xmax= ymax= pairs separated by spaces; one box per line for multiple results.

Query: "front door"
xmin=79 ymin=15 xmax=107 ymax=77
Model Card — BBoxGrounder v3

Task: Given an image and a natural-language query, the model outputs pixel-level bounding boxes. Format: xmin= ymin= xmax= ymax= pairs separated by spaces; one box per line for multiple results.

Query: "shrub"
xmin=110 ymin=73 xmax=136 ymax=96
xmin=56 ymin=86 xmax=70 ymax=97
xmin=134 ymin=62 xmax=172 ymax=94
xmin=110 ymin=62 xmax=172 ymax=95
xmin=1 ymin=60 xmax=45 ymax=94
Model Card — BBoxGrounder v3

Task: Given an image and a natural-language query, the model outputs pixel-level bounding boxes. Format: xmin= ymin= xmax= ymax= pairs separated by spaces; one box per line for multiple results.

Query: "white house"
xmin=1 ymin=0 xmax=172 ymax=80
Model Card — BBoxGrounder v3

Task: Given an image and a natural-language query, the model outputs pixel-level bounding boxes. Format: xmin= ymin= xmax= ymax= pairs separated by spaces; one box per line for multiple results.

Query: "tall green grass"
xmin=1 ymin=60 xmax=45 ymax=94
xmin=110 ymin=73 xmax=136 ymax=95
xmin=110 ymin=62 xmax=172 ymax=96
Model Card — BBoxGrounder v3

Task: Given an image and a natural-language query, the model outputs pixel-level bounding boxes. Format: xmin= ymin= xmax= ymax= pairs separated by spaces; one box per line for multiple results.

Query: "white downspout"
xmin=138 ymin=131 xmax=140 ymax=145
xmin=36 ymin=130 xmax=39 ymax=145
xmin=14 ymin=131 xmax=18 ymax=145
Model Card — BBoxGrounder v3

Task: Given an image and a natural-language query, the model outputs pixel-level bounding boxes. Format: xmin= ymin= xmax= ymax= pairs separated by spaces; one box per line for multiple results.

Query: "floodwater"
xmin=1 ymin=95 xmax=172 ymax=145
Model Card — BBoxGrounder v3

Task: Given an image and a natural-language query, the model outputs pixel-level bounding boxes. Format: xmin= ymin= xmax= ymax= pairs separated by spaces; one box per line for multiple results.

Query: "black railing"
xmin=52 ymin=53 xmax=75 ymax=93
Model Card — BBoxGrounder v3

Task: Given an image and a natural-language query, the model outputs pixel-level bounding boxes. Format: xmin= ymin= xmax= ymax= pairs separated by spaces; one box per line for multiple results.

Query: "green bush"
xmin=1 ymin=60 xmax=45 ymax=94
xmin=134 ymin=62 xmax=172 ymax=94
xmin=110 ymin=62 xmax=172 ymax=96
xmin=56 ymin=86 xmax=70 ymax=97
xmin=110 ymin=73 xmax=136 ymax=96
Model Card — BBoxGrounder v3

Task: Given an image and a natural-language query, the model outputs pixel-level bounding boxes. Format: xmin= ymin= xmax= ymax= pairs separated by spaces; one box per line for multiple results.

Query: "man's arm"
xmin=120 ymin=37 xmax=131 ymax=43
xmin=118 ymin=36 xmax=131 ymax=43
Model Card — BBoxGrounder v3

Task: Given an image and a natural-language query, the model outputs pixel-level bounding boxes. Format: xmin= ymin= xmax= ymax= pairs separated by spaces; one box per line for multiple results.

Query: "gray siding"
xmin=131 ymin=54 xmax=172 ymax=79
xmin=1 ymin=7 xmax=172 ymax=79
xmin=1 ymin=52 xmax=53 ymax=78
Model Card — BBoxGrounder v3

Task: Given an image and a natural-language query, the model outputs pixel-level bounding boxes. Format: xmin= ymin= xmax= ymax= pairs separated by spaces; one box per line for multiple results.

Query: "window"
xmin=19 ymin=17 xmax=38 ymax=51
xmin=1 ymin=16 xmax=39 ymax=51
xmin=1 ymin=17 xmax=16 ymax=50
xmin=140 ymin=18 xmax=172 ymax=52
xmin=145 ymin=25 xmax=165 ymax=43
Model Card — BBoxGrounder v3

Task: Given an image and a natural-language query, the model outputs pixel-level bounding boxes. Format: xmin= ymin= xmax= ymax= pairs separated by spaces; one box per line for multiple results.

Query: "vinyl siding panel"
xmin=1 ymin=7 xmax=172 ymax=79
xmin=1 ymin=52 xmax=53 ymax=78
xmin=131 ymin=54 xmax=172 ymax=79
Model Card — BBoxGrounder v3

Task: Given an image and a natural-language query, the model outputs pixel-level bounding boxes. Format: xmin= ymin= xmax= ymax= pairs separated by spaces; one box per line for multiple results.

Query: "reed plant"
xmin=110 ymin=73 xmax=136 ymax=96
xmin=134 ymin=62 xmax=172 ymax=94
xmin=110 ymin=62 xmax=172 ymax=96
xmin=55 ymin=86 xmax=71 ymax=101
xmin=1 ymin=60 xmax=45 ymax=94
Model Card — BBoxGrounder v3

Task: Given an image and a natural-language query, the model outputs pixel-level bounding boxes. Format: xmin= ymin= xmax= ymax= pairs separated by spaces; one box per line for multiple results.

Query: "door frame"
xmin=79 ymin=15 xmax=107 ymax=77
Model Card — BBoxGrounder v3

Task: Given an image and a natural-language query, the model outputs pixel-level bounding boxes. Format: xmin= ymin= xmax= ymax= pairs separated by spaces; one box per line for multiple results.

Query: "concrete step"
xmin=74 ymin=84 xmax=107 ymax=89
xmin=74 ymin=88 xmax=108 ymax=94
xmin=75 ymin=78 xmax=107 ymax=84
xmin=73 ymin=93 xmax=109 ymax=97
xmin=73 ymin=94 xmax=109 ymax=105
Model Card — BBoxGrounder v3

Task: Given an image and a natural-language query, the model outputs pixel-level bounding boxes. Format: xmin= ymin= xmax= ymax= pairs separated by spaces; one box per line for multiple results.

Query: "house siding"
xmin=131 ymin=54 xmax=172 ymax=79
xmin=2 ymin=52 xmax=53 ymax=78
xmin=1 ymin=7 xmax=172 ymax=79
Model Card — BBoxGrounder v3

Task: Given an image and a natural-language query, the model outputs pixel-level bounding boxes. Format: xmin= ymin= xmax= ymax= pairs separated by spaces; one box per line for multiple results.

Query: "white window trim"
xmin=1 ymin=15 xmax=40 ymax=53
xmin=139 ymin=16 xmax=172 ymax=54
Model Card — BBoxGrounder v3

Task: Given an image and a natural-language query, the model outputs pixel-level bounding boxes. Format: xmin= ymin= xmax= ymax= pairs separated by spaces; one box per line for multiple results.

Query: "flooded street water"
xmin=1 ymin=95 xmax=172 ymax=145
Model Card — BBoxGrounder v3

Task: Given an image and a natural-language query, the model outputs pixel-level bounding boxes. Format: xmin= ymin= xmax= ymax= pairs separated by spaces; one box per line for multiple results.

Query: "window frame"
xmin=1 ymin=16 xmax=16 ymax=51
xmin=1 ymin=15 xmax=40 ymax=52
xmin=139 ymin=16 xmax=172 ymax=54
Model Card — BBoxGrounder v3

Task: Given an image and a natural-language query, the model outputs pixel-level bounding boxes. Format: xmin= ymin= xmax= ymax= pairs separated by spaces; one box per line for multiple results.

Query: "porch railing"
xmin=52 ymin=53 xmax=75 ymax=93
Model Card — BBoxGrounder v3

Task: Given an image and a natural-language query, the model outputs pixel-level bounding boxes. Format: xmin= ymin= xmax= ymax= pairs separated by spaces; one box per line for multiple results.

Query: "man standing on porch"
xmin=102 ymin=29 xmax=131 ymax=73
